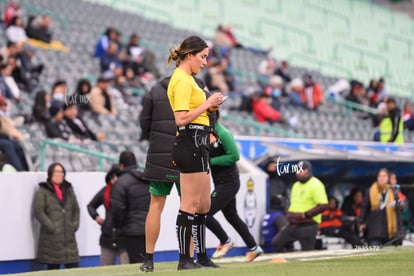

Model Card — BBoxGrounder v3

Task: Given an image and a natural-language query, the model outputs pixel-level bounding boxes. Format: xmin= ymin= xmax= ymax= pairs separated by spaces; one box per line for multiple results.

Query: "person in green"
xmin=380 ymin=97 xmax=404 ymax=144
xmin=206 ymin=111 xmax=263 ymax=262
xmin=271 ymin=160 xmax=328 ymax=251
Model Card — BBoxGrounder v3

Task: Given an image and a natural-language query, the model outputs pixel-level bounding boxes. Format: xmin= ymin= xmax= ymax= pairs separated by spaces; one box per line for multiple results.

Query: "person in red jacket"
xmin=301 ymin=74 xmax=323 ymax=110
xmin=319 ymin=196 xmax=362 ymax=248
xmin=252 ymin=92 xmax=284 ymax=124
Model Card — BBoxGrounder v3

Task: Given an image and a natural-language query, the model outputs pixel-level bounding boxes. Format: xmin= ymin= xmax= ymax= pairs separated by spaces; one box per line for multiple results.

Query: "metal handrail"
xmin=221 ymin=114 xmax=302 ymax=138
xmin=40 ymin=139 xmax=118 ymax=171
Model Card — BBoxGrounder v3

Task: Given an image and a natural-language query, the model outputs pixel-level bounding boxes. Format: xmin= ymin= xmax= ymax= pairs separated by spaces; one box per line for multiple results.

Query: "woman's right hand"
xmin=206 ymin=92 xmax=224 ymax=108
xmin=96 ymin=216 xmax=104 ymax=225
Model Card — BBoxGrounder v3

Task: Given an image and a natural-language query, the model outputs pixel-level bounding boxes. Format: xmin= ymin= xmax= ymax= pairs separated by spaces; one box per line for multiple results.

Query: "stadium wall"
xmin=0 ymin=170 xmax=267 ymax=274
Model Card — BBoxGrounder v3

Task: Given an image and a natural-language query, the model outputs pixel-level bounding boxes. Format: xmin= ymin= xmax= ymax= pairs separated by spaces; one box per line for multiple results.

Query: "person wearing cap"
xmin=379 ymin=97 xmax=404 ymax=144
xmin=271 ymin=160 xmax=328 ymax=252
xmin=87 ymin=164 xmax=129 ymax=266
xmin=45 ymin=100 xmax=78 ymax=142
xmin=63 ymin=100 xmax=104 ymax=141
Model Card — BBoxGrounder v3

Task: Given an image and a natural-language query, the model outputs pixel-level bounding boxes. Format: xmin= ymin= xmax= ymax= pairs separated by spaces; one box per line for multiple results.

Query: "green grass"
xmin=6 ymin=247 xmax=414 ymax=276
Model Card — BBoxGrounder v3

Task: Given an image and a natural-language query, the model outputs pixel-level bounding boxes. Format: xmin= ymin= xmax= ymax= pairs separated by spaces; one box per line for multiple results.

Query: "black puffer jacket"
xmin=139 ymin=77 xmax=179 ymax=183
xmin=87 ymin=187 xmax=126 ymax=249
xmin=139 ymin=76 xmax=206 ymax=183
xmin=33 ymin=180 xmax=80 ymax=264
xmin=110 ymin=166 xmax=150 ymax=236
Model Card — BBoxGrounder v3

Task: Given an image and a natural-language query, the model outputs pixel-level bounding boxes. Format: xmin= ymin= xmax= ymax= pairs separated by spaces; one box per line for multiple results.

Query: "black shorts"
xmin=172 ymin=124 xmax=210 ymax=173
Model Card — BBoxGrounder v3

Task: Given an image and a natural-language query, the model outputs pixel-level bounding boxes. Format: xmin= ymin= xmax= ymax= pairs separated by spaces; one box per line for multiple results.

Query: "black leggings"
xmin=125 ymin=235 xmax=146 ymax=263
xmin=206 ymin=173 xmax=257 ymax=248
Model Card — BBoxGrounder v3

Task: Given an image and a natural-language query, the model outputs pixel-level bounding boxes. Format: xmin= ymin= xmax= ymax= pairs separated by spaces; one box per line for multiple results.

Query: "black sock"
xmin=144 ymin=253 xmax=153 ymax=261
xmin=176 ymin=210 xmax=194 ymax=263
xmin=193 ymin=213 xmax=207 ymax=259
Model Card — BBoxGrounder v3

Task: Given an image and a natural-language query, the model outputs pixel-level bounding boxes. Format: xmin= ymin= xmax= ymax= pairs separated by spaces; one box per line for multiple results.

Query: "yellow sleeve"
xmin=172 ymin=79 xmax=192 ymax=112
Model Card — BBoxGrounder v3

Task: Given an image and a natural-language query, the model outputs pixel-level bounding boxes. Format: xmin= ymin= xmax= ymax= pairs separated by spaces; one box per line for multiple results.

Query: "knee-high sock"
xmin=193 ymin=213 xmax=207 ymax=257
xmin=176 ymin=210 xmax=194 ymax=262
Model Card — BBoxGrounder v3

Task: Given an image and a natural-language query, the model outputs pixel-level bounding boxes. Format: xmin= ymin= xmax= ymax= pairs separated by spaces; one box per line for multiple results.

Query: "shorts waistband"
xmin=178 ymin=124 xmax=209 ymax=131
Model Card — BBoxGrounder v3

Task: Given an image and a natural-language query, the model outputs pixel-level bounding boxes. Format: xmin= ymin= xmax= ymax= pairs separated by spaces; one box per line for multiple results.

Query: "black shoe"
xmin=177 ymin=260 xmax=203 ymax=270
xmin=140 ymin=259 xmax=154 ymax=273
xmin=196 ymin=257 xmax=220 ymax=268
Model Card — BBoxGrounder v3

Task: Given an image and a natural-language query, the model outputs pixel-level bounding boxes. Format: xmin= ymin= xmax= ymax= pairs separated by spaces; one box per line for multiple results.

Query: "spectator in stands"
xmin=18 ymin=44 xmax=44 ymax=91
xmin=257 ymin=57 xmax=277 ymax=88
xmin=100 ymin=41 xmax=123 ymax=75
xmin=89 ymin=75 xmax=118 ymax=117
xmin=125 ymin=33 xmax=146 ymax=74
xmin=274 ymin=60 xmax=292 ymax=89
xmin=0 ymin=96 xmax=28 ymax=171
xmin=5 ymin=15 xmax=28 ymax=44
xmin=0 ymin=150 xmax=17 ymax=172
xmin=74 ymin=78 xmax=92 ymax=114
xmin=32 ymin=90 xmax=51 ymax=124
xmin=3 ymin=0 xmax=24 ymax=27
xmin=341 ymin=186 xmax=363 ymax=218
xmin=0 ymin=64 xmax=15 ymax=100
xmin=0 ymin=134 xmax=27 ymax=171
xmin=359 ymin=168 xmax=397 ymax=246
xmin=45 ymin=100 xmax=79 ymax=142
xmin=7 ymin=53 xmax=30 ymax=93
xmin=26 ymin=15 xmax=52 ymax=43
xmin=271 ymin=161 xmax=328 ymax=252
xmin=113 ymin=74 xmax=139 ymax=105
xmin=366 ymin=79 xmax=379 ymax=107
xmin=213 ymin=24 xmax=269 ymax=56
xmin=376 ymin=77 xmax=388 ymax=102
xmin=204 ymin=41 xmax=235 ymax=94
xmin=345 ymin=80 xmax=370 ymax=119
xmin=288 ymin=78 xmax=304 ymax=106
xmin=63 ymin=101 xmax=104 ymax=141
xmin=252 ymin=91 xmax=287 ymax=126
xmin=33 ymin=162 xmax=80 ymax=270
xmin=51 ymin=80 xmax=67 ymax=103
xmin=0 ymin=41 xmax=21 ymax=61
xmin=267 ymin=75 xmax=284 ymax=110
xmin=94 ymin=27 xmax=120 ymax=59
xmin=110 ymin=151 xmax=150 ymax=263
xmin=402 ymin=101 xmax=414 ymax=131
xmin=87 ymin=164 xmax=129 ymax=266
xmin=301 ymin=74 xmax=323 ymax=110
xmin=379 ymin=97 xmax=404 ymax=144
xmin=261 ymin=195 xmax=290 ymax=253
xmin=1 ymin=62 xmax=20 ymax=101
xmin=319 ymin=196 xmax=362 ymax=248
xmin=0 ymin=95 xmax=24 ymax=141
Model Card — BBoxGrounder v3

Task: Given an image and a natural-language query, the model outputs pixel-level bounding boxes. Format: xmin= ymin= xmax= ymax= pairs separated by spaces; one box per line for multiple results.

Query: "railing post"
xmin=40 ymin=141 xmax=46 ymax=171
xmin=98 ymin=157 xmax=104 ymax=172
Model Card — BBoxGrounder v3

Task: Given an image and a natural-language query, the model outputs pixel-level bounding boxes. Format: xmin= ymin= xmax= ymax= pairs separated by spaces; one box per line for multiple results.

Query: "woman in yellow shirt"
xmin=166 ymin=35 xmax=223 ymax=270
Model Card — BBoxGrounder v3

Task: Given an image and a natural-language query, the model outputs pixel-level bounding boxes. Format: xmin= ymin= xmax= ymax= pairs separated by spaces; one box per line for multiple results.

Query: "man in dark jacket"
xmin=110 ymin=151 xmax=150 ymax=264
xmin=139 ymin=77 xmax=209 ymax=272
